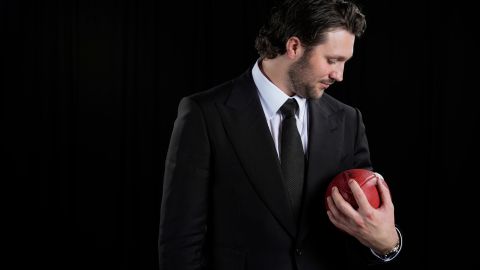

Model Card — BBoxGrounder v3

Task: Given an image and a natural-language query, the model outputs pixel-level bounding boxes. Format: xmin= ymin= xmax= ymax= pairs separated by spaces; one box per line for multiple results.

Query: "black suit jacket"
xmin=159 ymin=69 xmax=376 ymax=270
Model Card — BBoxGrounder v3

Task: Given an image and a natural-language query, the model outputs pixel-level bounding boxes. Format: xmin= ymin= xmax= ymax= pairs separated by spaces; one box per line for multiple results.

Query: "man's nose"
xmin=330 ymin=70 xmax=343 ymax=82
xmin=330 ymin=64 xmax=345 ymax=82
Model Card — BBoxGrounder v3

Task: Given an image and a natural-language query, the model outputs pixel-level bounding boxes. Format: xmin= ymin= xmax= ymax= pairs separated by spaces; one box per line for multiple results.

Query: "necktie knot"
xmin=280 ymin=99 xmax=298 ymax=118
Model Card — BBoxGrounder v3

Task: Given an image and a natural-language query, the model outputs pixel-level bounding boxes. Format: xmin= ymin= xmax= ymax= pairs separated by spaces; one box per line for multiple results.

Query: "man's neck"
xmin=259 ymin=58 xmax=294 ymax=97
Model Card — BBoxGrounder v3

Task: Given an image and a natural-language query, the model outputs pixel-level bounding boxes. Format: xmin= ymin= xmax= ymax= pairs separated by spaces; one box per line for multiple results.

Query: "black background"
xmin=2 ymin=0 xmax=478 ymax=269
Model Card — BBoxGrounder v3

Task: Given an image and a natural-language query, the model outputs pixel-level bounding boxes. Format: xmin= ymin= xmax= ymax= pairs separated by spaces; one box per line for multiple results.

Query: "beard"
xmin=287 ymin=52 xmax=330 ymax=100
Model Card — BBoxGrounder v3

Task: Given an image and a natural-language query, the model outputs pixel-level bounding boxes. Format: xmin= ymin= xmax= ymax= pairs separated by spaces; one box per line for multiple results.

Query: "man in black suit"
xmin=159 ymin=0 xmax=402 ymax=269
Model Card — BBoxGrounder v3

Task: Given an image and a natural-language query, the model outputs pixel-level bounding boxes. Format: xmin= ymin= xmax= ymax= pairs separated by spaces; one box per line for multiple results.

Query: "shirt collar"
xmin=252 ymin=60 xmax=307 ymax=119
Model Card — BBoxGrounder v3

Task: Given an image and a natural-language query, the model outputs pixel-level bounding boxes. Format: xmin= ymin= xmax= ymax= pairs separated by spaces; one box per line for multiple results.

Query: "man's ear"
xmin=285 ymin=37 xmax=304 ymax=59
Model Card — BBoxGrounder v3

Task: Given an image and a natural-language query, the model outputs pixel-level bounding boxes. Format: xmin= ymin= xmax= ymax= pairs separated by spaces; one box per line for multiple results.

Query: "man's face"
xmin=288 ymin=29 xmax=355 ymax=99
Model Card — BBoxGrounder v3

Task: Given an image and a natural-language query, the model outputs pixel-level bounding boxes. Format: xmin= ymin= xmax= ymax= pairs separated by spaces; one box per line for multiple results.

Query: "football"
xmin=325 ymin=169 xmax=383 ymax=210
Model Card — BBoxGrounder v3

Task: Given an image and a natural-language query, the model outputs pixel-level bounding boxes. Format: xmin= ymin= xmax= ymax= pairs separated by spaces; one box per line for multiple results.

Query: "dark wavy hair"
xmin=255 ymin=0 xmax=366 ymax=59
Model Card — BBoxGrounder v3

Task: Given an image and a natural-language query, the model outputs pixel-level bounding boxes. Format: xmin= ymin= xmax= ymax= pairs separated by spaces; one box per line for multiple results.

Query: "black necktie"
xmin=279 ymin=98 xmax=305 ymax=221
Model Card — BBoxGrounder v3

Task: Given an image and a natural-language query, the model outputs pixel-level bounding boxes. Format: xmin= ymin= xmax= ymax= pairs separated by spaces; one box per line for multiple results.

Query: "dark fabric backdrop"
xmin=3 ymin=0 xmax=478 ymax=269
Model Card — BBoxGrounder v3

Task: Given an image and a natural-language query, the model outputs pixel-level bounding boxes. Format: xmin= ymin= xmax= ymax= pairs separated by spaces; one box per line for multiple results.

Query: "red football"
xmin=325 ymin=169 xmax=383 ymax=210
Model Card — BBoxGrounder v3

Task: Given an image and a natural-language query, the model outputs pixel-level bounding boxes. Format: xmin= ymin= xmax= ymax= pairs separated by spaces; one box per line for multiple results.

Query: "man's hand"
xmin=326 ymin=174 xmax=399 ymax=254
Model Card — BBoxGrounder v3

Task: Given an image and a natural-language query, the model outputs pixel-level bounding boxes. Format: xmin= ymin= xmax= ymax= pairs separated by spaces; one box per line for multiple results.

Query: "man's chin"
xmin=307 ymin=89 xmax=325 ymax=100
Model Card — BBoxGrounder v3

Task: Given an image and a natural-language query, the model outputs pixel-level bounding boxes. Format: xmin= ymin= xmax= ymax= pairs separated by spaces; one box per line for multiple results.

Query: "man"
xmin=159 ymin=0 xmax=402 ymax=269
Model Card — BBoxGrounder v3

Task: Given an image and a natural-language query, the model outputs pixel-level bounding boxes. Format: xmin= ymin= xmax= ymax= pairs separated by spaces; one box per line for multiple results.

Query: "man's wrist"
xmin=370 ymin=227 xmax=402 ymax=262
xmin=379 ymin=237 xmax=400 ymax=257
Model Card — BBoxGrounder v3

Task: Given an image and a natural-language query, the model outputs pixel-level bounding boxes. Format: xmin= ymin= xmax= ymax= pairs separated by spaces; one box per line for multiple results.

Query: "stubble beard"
xmin=287 ymin=53 xmax=324 ymax=100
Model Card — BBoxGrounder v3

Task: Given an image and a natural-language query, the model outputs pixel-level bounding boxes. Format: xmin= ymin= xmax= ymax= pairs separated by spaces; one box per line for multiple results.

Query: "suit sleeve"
xmin=158 ymin=97 xmax=211 ymax=270
xmin=347 ymin=108 xmax=403 ymax=266
xmin=352 ymin=108 xmax=373 ymax=170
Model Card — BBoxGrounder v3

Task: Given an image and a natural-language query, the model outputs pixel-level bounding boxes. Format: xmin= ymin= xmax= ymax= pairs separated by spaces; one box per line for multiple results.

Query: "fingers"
xmin=326 ymin=196 xmax=352 ymax=234
xmin=348 ymin=178 xmax=373 ymax=211
xmin=327 ymin=195 xmax=345 ymax=220
xmin=330 ymin=186 xmax=361 ymax=222
xmin=374 ymin=172 xmax=384 ymax=181
xmin=376 ymin=174 xmax=393 ymax=208
xmin=327 ymin=209 xmax=351 ymax=234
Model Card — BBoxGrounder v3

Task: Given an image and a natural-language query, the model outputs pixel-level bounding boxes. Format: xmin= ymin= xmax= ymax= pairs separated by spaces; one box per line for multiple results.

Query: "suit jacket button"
xmin=296 ymin=248 xmax=302 ymax=256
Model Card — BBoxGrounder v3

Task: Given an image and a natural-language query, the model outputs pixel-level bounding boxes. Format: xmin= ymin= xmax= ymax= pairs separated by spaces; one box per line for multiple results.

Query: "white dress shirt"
xmin=252 ymin=60 xmax=308 ymax=158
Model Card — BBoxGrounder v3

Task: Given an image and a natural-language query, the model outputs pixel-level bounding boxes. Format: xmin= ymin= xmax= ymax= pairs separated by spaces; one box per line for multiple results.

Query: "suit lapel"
xmin=216 ymin=71 xmax=296 ymax=238
xmin=298 ymin=97 xmax=344 ymax=241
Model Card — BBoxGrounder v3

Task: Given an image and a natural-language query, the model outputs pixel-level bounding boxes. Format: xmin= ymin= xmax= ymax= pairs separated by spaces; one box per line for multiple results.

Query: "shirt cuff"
xmin=370 ymin=227 xmax=403 ymax=262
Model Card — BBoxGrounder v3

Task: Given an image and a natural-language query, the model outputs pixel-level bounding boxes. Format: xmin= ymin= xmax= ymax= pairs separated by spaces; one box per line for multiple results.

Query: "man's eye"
xmin=327 ymin=59 xmax=337 ymax=64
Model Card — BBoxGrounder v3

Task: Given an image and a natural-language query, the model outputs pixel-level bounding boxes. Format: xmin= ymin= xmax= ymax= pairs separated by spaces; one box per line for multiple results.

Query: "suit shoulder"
xmin=183 ymin=78 xmax=237 ymax=108
xmin=321 ymin=93 xmax=359 ymax=116
xmin=180 ymin=68 xmax=253 ymax=109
